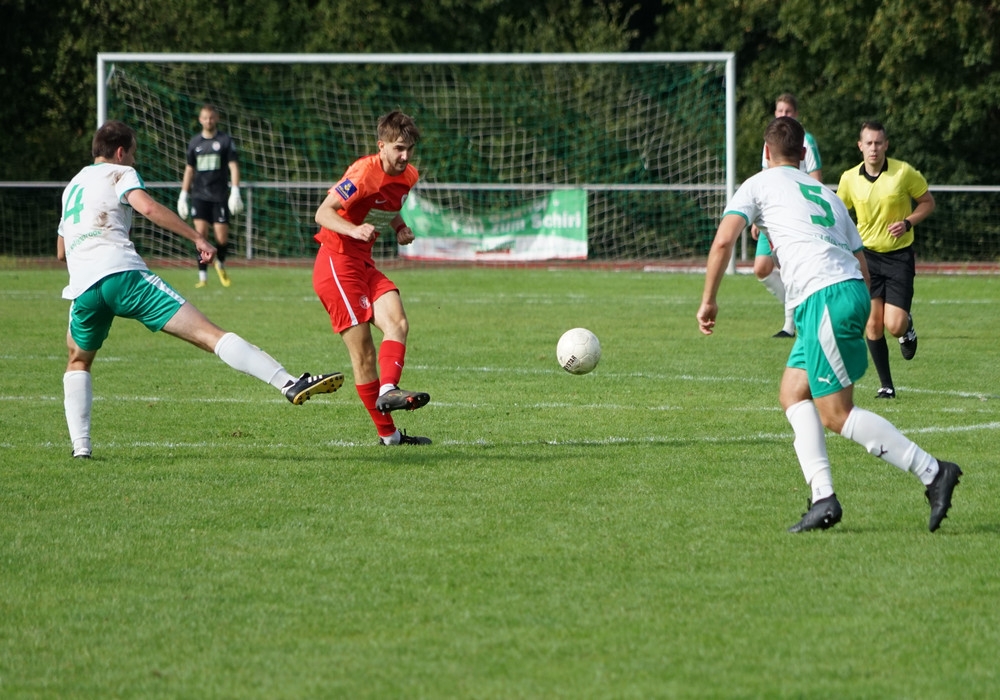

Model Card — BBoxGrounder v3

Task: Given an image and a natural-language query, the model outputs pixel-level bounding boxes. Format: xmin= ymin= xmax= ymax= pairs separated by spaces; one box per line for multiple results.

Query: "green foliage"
xmin=649 ymin=0 xmax=1000 ymax=184
xmin=4 ymin=0 xmax=1000 ymax=188
xmin=2 ymin=267 xmax=1000 ymax=696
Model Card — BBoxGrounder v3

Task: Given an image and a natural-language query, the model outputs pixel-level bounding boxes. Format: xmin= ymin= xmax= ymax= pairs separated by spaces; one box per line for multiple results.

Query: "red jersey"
xmin=314 ymin=154 xmax=419 ymax=259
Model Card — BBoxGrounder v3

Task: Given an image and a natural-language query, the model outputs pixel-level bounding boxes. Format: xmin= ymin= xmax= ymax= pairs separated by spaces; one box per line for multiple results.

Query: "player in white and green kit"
xmin=753 ymin=93 xmax=823 ymax=338
xmin=697 ymin=116 xmax=962 ymax=533
xmin=58 ymin=120 xmax=343 ymax=459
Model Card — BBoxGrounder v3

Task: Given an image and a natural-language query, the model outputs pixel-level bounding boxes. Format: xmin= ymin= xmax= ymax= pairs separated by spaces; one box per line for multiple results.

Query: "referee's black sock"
xmin=866 ymin=335 xmax=894 ymax=390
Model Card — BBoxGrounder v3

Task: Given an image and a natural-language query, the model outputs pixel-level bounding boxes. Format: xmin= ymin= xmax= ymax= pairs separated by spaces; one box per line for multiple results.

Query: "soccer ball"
xmin=557 ymin=328 xmax=601 ymax=375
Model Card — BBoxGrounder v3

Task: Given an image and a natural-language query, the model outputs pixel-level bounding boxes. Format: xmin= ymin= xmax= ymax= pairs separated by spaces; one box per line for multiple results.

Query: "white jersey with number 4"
xmin=724 ymin=165 xmax=864 ymax=309
xmin=58 ymin=163 xmax=149 ymax=299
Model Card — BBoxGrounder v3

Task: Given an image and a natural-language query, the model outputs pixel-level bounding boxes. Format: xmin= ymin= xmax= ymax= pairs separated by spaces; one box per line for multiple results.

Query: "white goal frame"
xmin=96 ymin=52 xmax=738 ymax=268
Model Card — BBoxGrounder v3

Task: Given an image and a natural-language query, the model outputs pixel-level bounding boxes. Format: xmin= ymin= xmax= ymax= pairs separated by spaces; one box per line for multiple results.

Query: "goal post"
xmin=97 ymin=52 xmax=736 ymax=266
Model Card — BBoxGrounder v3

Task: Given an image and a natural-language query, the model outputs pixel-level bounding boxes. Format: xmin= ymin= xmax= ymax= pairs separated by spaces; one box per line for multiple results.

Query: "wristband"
xmin=903 ymin=219 xmax=912 ymax=232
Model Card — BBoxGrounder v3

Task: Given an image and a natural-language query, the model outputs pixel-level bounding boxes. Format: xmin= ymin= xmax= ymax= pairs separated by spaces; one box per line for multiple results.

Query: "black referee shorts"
xmin=863 ymin=246 xmax=915 ymax=311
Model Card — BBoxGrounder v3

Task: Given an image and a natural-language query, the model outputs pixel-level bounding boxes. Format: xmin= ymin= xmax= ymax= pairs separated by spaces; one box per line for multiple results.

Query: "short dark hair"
xmin=377 ymin=110 xmax=420 ymax=145
xmin=92 ymin=120 xmax=136 ymax=159
xmin=860 ymin=120 xmax=887 ymax=139
xmin=764 ymin=116 xmax=805 ymax=160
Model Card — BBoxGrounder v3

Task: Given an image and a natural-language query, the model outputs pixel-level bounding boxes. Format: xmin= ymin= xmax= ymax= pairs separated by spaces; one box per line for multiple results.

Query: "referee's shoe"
xmin=899 ymin=314 xmax=918 ymax=360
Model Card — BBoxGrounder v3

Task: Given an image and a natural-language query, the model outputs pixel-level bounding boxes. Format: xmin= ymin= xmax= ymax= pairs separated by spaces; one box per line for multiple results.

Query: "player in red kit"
xmin=312 ymin=111 xmax=431 ymax=445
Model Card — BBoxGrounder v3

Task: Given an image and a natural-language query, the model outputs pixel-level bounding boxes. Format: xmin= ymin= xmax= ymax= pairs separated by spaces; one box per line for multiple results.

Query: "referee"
xmin=836 ymin=120 xmax=935 ymax=399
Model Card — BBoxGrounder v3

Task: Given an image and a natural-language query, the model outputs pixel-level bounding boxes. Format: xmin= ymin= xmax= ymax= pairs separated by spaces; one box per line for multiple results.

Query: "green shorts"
xmin=787 ymin=279 xmax=870 ymax=398
xmin=68 ymin=270 xmax=185 ymax=351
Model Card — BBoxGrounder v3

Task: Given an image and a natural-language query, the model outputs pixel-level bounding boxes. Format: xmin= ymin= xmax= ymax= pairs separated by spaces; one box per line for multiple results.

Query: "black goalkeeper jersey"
xmin=186 ymin=132 xmax=238 ymax=202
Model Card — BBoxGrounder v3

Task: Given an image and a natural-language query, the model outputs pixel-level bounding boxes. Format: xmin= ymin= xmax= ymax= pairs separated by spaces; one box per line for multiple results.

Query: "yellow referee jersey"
xmin=836 ymin=158 xmax=929 ymax=253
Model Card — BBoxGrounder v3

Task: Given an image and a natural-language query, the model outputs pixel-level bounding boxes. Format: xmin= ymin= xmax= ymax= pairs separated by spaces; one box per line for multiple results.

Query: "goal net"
xmin=98 ymin=52 xmax=735 ymax=265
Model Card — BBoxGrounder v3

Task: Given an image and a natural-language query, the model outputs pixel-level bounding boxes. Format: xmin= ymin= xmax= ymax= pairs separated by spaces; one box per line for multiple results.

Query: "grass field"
xmin=2 ymin=265 xmax=998 ymax=698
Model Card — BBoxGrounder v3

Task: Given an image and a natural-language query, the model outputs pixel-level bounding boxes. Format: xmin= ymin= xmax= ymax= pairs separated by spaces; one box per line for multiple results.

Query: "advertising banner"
xmin=399 ymin=189 xmax=587 ymax=261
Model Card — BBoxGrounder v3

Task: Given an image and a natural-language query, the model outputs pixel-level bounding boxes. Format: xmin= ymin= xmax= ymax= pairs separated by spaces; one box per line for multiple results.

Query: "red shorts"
xmin=312 ymin=245 xmax=398 ymax=334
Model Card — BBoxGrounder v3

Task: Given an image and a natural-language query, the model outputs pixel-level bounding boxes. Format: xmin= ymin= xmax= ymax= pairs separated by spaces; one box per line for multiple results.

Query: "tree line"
xmin=3 ymin=0 xmax=998 ymax=185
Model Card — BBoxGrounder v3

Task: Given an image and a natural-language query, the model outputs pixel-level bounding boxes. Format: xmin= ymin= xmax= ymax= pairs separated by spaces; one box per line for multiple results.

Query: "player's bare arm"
xmin=126 ymin=188 xmax=216 ymax=262
xmin=314 ymin=191 xmax=376 ymax=242
xmin=698 ymin=214 xmax=746 ymax=335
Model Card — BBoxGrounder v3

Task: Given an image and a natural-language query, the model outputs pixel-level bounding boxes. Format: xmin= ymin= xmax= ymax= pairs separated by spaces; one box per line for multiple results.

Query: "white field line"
xmin=9 ymin=422 xmax=1000 ymax=453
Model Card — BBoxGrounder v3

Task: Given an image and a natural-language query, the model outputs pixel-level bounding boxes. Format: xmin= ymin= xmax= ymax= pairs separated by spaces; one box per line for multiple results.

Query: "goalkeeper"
xmin=177 ymin=104 xmax=243 ymax=288
xmin=311 ymin=110 xmax=431 ymax=446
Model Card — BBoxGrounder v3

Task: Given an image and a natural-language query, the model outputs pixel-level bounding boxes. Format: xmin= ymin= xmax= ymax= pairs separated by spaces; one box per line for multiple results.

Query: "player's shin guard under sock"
xmin=357 ymin=380 xmax=397 ymax=438
xmin=785 ymin=400 xmax=835 ymax=501
xmin=378 ymin=340 xmax=406 ymax=395
xmin=64 ymin=370 xmax=93 ymax=455
xmin=866 ymin=335 xmax=894 ymax=390
xmin=213 ymin=332 xmax=293 ymax=389
xmin=216 ymin=240 xmax=229 ymax=264
xmin=841 ymin=407 xmax=938 ymax=485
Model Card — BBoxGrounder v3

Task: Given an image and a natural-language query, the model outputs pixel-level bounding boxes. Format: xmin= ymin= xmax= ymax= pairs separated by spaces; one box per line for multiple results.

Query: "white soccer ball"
xmin=557 ymin=328 xmax=601 ymax=375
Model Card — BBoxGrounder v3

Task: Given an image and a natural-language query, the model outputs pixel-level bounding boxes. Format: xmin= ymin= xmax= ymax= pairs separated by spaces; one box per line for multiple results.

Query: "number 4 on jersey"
xmin=63 ymin=185 xmax=85 ymax=223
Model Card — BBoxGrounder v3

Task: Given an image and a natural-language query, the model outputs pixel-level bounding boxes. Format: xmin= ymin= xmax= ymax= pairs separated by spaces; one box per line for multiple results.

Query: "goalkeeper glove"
xmin=228 ymin=186 xmax=244 ymax=215
xmin=177 ymin=191 xmax=189 ymax=219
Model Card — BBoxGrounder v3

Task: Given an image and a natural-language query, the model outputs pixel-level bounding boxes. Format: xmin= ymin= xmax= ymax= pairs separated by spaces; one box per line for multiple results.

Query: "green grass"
xmin=2 ymin=266 xmax=999 ymax=698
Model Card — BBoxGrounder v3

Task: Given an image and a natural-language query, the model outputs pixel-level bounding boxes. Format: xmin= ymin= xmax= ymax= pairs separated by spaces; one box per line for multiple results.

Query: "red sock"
xmin=379 ymin=340 xmax=406 ymax=389
xmin=356 ymin=380 xmax=396 ymax=438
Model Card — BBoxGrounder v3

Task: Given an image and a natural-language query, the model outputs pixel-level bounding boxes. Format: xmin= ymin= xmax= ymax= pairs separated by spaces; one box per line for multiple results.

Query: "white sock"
xmin=760 ymin=268 xmax=786 ymax=304
xmin=379 ymin=383 xmax=397 ymax=397
xmin=381 ymin=429 xmax=401 ymax=445
xmin=785 ymin=400 xmax=835 ymax=501
xmin=783 ymin=304 xmax=796 ymax=336
xmin=64 ymin=370 xmax=93 ymax=455
xmin=213 ymin=332 xmax=294 ymax=390
xmin=840 ymin=407 xmax=939 ymax=485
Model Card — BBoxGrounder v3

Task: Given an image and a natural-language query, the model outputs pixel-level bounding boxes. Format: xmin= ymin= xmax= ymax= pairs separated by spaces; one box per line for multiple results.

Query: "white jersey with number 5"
xmin=58 ymin=163 xmax=149 ymax=299
xmin=724 ymin=165 xmax=864 ymax=309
